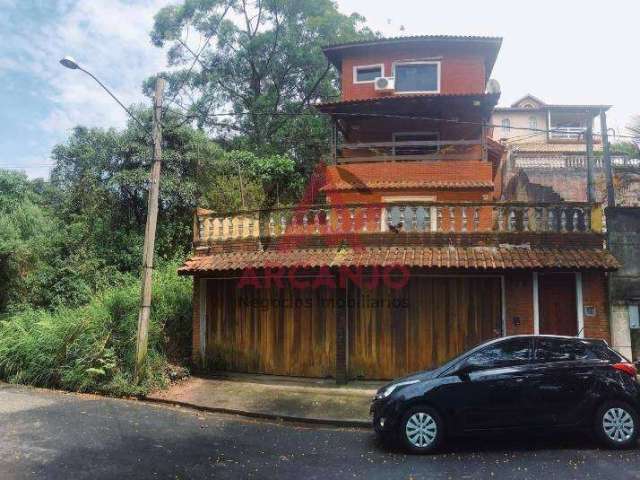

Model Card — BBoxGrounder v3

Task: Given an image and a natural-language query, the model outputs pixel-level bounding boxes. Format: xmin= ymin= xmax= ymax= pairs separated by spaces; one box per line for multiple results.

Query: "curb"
xmin=142 ymin=396 xmax=371 ymax=429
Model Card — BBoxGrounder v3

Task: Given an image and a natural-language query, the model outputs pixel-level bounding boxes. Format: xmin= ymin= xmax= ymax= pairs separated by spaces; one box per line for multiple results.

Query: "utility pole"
xmin=135 ymin=77 xmax=166 ymax=381
xmin=585 ymin=118 xmax=596 ymax=203
xmin=600 ymin=110 xmax=616 ymax=208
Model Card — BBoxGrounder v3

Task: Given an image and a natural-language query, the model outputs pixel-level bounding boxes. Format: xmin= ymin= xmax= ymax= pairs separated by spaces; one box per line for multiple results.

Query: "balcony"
xmin=548 ymin=126 xmax=585 ymax=141
xmin=333 ymin=139 xmax=486 ymax=164
xmin=194 ymin=201 xmax=602 ymax=246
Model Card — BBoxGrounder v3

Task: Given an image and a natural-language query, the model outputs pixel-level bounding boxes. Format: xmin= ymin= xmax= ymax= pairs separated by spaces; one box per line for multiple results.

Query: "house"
xmin=179 ymin=36 xmax=619 ymax=383
xmin=491 ymin=95 xmax=640 ymax=206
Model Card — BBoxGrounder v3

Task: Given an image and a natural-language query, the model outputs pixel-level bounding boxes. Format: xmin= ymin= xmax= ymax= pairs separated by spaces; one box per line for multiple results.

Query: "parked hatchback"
xmin=371 ymin=335 xmax=640 ymax=453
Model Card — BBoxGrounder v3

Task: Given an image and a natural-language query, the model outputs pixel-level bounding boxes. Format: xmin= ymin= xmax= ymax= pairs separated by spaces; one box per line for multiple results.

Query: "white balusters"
xmin=195 ymin=202 xmax=596 ymax=244
xmin=473 ymin=207 xmax=479 ymax=232
xmin=448 ymin=207 xmax=455 ymax=233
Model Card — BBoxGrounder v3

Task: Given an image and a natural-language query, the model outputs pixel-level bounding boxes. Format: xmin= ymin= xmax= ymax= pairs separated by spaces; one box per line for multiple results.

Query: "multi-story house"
xmin=491 ymin=95 xmax=640 ymax=206
xmin=180 ymin=36 xmax=619 ymax=383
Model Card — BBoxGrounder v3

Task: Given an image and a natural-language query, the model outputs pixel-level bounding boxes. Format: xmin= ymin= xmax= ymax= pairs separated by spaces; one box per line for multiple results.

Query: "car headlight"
xmin=376 ymin=379 xmax=420 ymax=399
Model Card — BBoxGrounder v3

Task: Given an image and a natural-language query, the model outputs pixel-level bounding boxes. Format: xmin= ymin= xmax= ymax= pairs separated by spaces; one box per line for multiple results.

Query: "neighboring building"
xmin=491 ymin=94 xmax=609 ymax=145
xmin=492 ymin=95 xmax=640 ymax=205
xmin=180 ymin=36 xmax=619 ymax=382
xmin=607 ymin=207 xmax=640 ymax=361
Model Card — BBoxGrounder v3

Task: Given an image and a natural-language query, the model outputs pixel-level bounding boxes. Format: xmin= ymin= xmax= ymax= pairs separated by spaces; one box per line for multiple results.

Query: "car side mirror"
xmin=455 ymin=361 xmax=477 ymax=377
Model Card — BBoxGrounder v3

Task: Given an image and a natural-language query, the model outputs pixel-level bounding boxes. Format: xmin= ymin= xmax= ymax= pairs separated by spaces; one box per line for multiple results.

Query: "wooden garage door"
xmin=205 ymin=280 xmax=336 ymax=377
xmin=348 ymin=277 xmax=502 ymax=380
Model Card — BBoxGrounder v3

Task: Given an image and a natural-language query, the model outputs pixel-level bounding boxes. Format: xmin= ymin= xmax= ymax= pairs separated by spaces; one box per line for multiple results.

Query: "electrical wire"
xmin=165 ymin=107 xmax=640 ymax=141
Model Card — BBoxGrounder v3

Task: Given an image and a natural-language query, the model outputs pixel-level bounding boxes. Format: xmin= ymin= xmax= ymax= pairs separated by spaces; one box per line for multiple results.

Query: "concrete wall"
xmin=606 ymin=207 xmax=640 ymax=359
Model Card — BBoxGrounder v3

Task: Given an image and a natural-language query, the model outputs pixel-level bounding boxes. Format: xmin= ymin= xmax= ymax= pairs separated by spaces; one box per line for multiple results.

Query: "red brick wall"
xmin=582 ymin=271 xmax=610 ymax=342
xmin=340 ymin=44 xmax=486 ymax=101
xmin=504 ymin=272 xmax=534 ymax=335
xmin=502 ymin=270 xmax=610 ymax=342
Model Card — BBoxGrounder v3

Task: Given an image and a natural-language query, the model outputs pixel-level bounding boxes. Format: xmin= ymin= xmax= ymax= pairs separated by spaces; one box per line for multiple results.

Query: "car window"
xmin=464 ymin=338 xmax=531 ymax=368
xmin=534 ymin=338 xmax=619 ymax=362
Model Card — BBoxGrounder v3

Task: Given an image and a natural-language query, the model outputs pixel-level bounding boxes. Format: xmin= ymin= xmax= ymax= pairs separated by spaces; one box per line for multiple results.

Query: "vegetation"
xmin=0 ymin=0 xmax=375 ymax=395
xmin=0 ymin=260 xmax=191 ymax=396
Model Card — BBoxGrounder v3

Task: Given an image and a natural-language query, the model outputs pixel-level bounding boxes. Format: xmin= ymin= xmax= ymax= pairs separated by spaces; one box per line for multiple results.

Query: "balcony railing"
xmin=549 ymin=127 xmax=585 ymax=140
xmin=513 ymin=155 xmax=640 ymax=170
xmin=335 ymin=139 xmax=485 ymax=164
xmin=194 ymin=202 xmax=601 ymax=244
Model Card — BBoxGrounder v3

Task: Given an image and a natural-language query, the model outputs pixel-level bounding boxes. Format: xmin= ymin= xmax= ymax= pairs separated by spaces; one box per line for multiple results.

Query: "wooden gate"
xmin=205 ymin=280 xmax=336 ymax=377
xmin=347 ymin=276 xmax=502 ymax=379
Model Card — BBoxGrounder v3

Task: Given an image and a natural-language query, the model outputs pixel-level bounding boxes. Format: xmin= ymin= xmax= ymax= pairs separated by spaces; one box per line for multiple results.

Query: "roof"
xmin=512 ymin=143 xmax=603 ymax=153
xmin=511 ymin=94 xmax=546 ymax=108
xmin=322 ymin=35 xmax=503 ymax=79
xmin=178 ymin=246 xmax=619 ymax=274
xmin=494 ymin=95 xmax=611 ymax=114
xmin=321 ymin=161 xmax=494 ymax=192
xmin=316 ymin=93 xmax=500 ymax=118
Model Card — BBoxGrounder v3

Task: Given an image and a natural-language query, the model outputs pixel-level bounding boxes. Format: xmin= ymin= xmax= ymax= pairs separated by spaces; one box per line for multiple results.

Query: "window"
xmin=534 ymin=338 xmax=620 ymax=362
xmin=629 ymin=305 xmax=640 ymax=329
xmin=501 ymin=118 xmax=511 ymax=133
xmin=529 ymin=116 xmax=538 ymax=130
xmin=464 ymin=338 xmax=532 ymax=369
xmin=392 ymin=132 xmax=439 ymax=156
xmin=354 ymin=64 xmax=383 ymax=83
xmin=394 ymin=61 xmax=440 ymax=93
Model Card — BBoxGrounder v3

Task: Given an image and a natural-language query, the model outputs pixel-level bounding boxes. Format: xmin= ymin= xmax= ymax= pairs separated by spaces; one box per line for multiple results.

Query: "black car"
xmin=371 ymin=335 xmax=640 ymax=453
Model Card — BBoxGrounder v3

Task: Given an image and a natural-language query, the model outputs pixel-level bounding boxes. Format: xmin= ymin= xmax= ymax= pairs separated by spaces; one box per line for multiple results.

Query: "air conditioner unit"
xmin=374 ymin=76 xmax=395 ymax=91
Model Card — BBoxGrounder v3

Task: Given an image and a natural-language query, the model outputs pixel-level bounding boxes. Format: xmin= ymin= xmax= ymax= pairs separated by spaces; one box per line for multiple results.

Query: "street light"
xmin=59 ymin=56 xmax=147 ymax=131
xmin=60 ymin=56 xmax=166 ymax=382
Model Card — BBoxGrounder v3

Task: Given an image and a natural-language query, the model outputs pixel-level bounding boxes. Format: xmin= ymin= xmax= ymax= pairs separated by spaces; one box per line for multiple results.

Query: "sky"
xmin=1 ymin=0 xmax=639 ymax=179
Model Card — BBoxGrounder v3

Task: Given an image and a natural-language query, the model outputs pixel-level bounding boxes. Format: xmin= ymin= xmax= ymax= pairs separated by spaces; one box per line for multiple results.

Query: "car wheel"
xmin=595 ymin=401 xmax=639 ymax=449
xmin=399 ymin=406 xmax=443 ymax=454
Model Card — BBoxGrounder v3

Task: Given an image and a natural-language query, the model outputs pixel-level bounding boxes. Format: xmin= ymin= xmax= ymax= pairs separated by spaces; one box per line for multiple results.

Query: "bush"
xmin=0 ymin=260 xmax=192 ymax=396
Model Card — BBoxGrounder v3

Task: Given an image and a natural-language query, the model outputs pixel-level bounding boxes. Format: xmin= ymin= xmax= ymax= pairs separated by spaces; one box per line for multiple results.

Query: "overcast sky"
xmin=1 ymin=0 xmax=638 ymax=178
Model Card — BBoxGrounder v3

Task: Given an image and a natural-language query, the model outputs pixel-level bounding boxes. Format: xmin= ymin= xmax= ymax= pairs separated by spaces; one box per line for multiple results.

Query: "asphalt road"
xmin=1 ymin=383 xmax=640 ymax=480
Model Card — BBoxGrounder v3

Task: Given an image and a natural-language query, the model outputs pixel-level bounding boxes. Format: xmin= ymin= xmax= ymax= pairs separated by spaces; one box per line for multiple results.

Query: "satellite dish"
xmin=486 ymin=79 xmax=501 ymax=94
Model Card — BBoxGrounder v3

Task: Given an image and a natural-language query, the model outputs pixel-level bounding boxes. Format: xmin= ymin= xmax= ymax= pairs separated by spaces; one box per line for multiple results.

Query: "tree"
xmin=49 ymin=110 xmax=227 ymax=273
xmin=149 ymin=0 xmax=376 ymax=171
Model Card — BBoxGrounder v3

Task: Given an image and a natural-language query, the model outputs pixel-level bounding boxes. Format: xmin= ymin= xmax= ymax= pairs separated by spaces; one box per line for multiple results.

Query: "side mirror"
xmin=455 ymin=361 xmax=477 ymax=377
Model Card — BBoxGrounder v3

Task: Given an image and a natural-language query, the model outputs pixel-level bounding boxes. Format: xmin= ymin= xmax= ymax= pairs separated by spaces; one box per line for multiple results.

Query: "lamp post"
xmin=60 ymin=56 xmax=165 ymax=381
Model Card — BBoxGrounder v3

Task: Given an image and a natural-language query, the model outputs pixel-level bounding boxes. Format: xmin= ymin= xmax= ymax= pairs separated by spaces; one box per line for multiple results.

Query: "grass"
xmin=0 ymin=260 xmax=192 ymax=397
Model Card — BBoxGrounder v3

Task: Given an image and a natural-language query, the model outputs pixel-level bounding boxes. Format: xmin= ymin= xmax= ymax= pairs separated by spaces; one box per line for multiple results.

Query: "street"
xmin=1 ymin=384 xmax=640 ymax=479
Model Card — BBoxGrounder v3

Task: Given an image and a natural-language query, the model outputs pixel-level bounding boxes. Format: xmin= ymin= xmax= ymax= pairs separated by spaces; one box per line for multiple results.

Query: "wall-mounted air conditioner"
xmin=374 ymin=76 xmax=395 ymax=92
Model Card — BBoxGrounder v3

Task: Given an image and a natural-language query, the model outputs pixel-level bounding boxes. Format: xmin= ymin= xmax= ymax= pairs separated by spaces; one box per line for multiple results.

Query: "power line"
xmin=167 ymin=107 xmax=640 ymax=141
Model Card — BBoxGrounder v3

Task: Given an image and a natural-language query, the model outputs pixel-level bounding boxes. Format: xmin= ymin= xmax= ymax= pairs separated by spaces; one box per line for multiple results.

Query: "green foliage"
xmin=0 ymin=260 xmax=192 ymax=396
xmin=0 ymin=0 xmax=378 ymax=398
xmin=150 ymin=0 xmax=377 ymax=172
xmin=611 ymin=141 xmax=640 ymax=157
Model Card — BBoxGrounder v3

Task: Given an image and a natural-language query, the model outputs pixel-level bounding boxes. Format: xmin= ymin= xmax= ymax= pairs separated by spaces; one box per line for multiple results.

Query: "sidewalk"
xmin=146 ymin=373 xmax=385 ymax=427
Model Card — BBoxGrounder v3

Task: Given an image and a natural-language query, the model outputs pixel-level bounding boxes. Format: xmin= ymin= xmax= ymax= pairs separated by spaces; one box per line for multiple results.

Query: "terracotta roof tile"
xmin=317 ymin=92 xmax=499 ymax=109
xmin=178 ymin=246 xmax=619 ymax=274
xmin=321 ymin=161 xmax=494 ymax=192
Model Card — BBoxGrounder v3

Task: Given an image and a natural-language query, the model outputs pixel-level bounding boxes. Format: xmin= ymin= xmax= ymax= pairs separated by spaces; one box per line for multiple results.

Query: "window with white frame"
xmin=393 ymin=61 xmax=440 ymax=93
xmin=529 ymin=116 xmax=538 ymax=130
xmin=353 ymin=64 xmax=383 ymax=83
xmin=501 ymin=118 xmax=511 ymax=133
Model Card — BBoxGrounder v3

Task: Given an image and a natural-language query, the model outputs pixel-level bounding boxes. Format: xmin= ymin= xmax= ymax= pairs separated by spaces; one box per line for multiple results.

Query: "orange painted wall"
xmin=341 ymin=44 xmax=486 ymax=102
